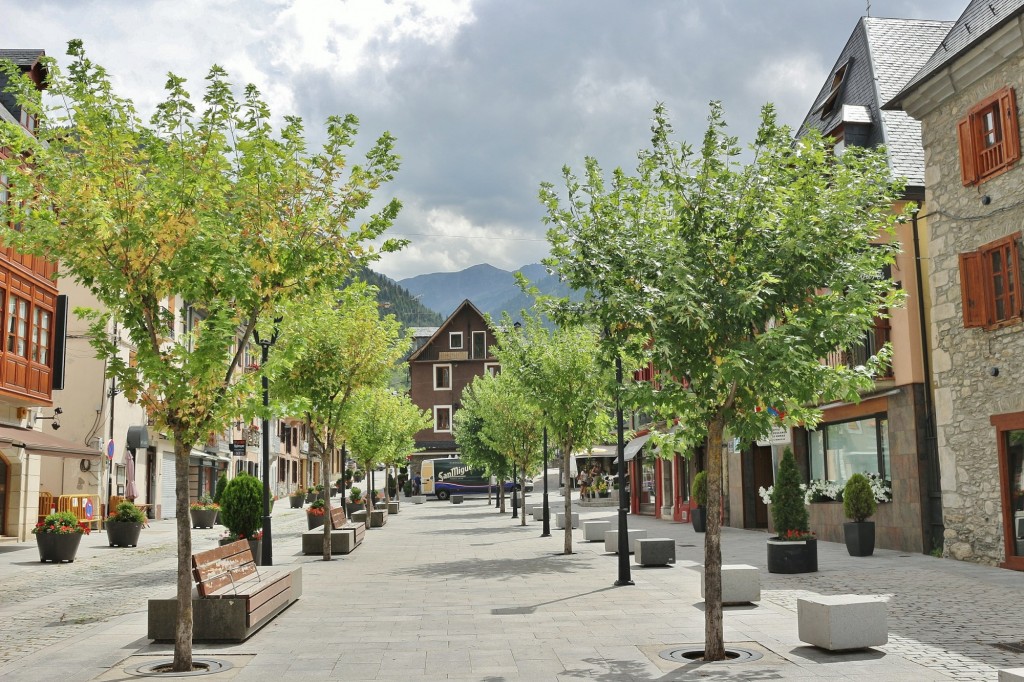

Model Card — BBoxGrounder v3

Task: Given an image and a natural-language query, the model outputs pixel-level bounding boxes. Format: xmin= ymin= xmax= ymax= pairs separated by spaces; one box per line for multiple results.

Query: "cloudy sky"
xmin=4 ymin=0 xmax=967 ymax=281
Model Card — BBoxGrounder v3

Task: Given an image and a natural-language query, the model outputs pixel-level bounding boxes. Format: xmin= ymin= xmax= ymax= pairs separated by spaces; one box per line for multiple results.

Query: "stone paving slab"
xmin=0 ymin=494 xmax=1021 ymax=679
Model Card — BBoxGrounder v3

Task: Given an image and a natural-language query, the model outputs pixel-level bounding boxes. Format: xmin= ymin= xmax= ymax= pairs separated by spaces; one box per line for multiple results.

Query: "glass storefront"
xmin=807 ymin=415 xmax=889 ymax=486
xmin=1005 ymin=429 xmax=1024 ymax=559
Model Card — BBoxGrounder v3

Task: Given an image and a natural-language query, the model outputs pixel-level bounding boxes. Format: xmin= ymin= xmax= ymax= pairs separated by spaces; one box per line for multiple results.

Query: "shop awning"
xmin=0 ymin=424 xmax=99 ymax=458
xmin=623 ymin=433 xmax=652 ymax=462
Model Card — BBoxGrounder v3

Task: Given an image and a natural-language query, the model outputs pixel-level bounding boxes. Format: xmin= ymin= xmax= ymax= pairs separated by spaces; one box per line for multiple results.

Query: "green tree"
xmin=272 ymin=284 xmax=409 ymax=558
xmin=453 ymin=396 xmax=510 ymax=508
xmin=0 ymin=43 xmax=402 ymax=671
xmin=492 ymin=314 xmax=613 ymax=552
xmin=459 ymin=372 xmax=543 ymax=525
xmin=541 ymin=103 xmax=902 ymax=659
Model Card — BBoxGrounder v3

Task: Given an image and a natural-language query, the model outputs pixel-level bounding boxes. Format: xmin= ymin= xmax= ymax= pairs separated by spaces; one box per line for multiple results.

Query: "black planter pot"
xmin=36 ymin=532 xmax=83 ymax=563
xmin=843 ymin=521 xmax=876 ymax=557
xmin=767 ymin=537 xmax=818 ymax=574
xmin=305 ymin=492 xmax=316 ymax=503
xmin=190 ymin=508 xmax=217 ymax=529
xmin=106 ymin=521 xmax=144 ymax=547
xmin=289 ymin=495 xmax=304 ymax=509
xmin=692 ymin=506 xmax=707 ymax=533
xmin=307 ymin=514 xmax=326 ymax=530
xmin=248 ymin=539 xmax=262 ymax=566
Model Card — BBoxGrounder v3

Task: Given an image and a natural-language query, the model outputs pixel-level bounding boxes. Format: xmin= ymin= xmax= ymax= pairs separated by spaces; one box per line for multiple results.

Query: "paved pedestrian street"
xmin=1 ymin=495 xmax=1023 ymax=680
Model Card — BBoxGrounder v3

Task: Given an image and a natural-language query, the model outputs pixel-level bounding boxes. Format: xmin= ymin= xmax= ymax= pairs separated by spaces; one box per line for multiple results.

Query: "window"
xmin=959 ymin=232 xmax=1022 ymax=329
xmin=958 ymin=87 xmax=1021 ymax=185
xmin=816 ymin=59 xmax=850 ymax=118
xmin=434 ymin=406 xmax=452 ymax=433
xmin=31 ymin=307 xmax=50 ymax=364
xmin=807 ymin=415 xmax=889 ymax=487
xmin=484 ymin=362 xmax=501 ymax=377
xmin=472 ymin=330 xmax=487 ymax=359
xmin=433 ymin=364 xmax=452 ymax=390
xmin=19 ymin=109 xmax=37 ymax=134
xmin=7 ymin=295 xmax=28 ymax=358
xmin=449 ymin=332 xmax=463 ymax=350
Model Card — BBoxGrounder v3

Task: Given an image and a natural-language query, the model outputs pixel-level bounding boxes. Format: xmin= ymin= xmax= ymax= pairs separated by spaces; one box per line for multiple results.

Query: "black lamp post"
xmin=541 ymin=425 xmax=550 ymax=537
xmin=253 ymin=320 xmax=280 ymax=567
xmin=614 ymin=354 xmax=633 ymax=586
xmin=511 ymin=472 xmax=519 ymax=518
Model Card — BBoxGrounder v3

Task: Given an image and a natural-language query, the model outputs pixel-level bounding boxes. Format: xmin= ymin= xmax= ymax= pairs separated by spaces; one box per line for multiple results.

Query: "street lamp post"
xmin=614 ymin=354 xmax=633 ymax=586
xmin=541 ymin=425 xmax=550 ymax=537
xmin=253 ymin=320 xmax=280 ymax=567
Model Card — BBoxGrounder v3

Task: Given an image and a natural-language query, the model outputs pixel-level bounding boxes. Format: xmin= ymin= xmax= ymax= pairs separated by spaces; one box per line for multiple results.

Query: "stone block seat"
xmin=634 ymin=538 xmax=675 ymax=566
xmin=411 ymin=495 xmax=426 ymax=504
xmin=554 ymin=511 xmax=579 ymax=529
xmin=698 ymin=564 xmax=760 ymax=604
xmin=451 ymin=495 xmax=464 ymax=504
xmin=301 ymin=507 xmax=365 ymax=555
xmin=583 ymin=520 xmax=611 ymax=542
xmin=604 ymin=529 xmax=647 ymax=554
xmin=148 ymin=540 xmax=301 ymax=642
xmin=351 ymin=509 xmax=368 ymax=526
xmin=370 ymin=508 xmax=388 ymax=528
xmin=1000 ymin=669 xmax=1024 ymax=681
xmin=797 ymin=594 xmax=888 ymax=651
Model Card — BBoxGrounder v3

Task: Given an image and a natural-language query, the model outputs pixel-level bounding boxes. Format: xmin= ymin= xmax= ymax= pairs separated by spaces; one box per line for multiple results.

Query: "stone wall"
xmin=919 ymin=52 xmax=1024 ymax=566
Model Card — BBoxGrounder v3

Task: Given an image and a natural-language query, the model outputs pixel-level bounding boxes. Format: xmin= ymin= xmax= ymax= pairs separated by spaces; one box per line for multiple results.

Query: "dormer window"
xmin=449 ymin=331 xmax=463 ymax=350
xmin=817 ymin=60 xmax=851 ymax=118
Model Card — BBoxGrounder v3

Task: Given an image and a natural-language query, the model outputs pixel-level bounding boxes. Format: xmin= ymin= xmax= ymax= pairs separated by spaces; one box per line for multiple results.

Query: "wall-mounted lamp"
xmin=36 ymin=407 xmax=63 ymax=430
xmin=982 ymin=195 xmax=992 ymax=205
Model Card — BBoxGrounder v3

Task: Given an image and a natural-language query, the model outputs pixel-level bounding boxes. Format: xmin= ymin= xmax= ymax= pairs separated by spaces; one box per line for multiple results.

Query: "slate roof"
xmin=892 ymin=0 xmax=1024 ymax=102
xmin=797 ymin=17 xmax=953 ymax=188
xmin=0 ymin=49 xmax=46 ymax=68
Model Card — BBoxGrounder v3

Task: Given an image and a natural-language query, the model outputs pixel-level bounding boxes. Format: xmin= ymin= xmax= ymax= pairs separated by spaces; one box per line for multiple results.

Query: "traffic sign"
xmin=106 ymin=439 xmax=115 ymax=460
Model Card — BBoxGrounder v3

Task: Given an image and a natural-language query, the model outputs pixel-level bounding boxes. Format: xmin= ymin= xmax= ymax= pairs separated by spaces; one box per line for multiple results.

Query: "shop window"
xmin=434 ymin=406 xmax=452 ymax=433
xmin=958 ymin=87 xmax=1021 ymax=185
xmin=433 ymin=364 xmax=452 ymax=390
xmin=993 ymin=412 xmax=1024 ymax=569
xmin=959 ymin=232 xmax=1022 ymax=329
xmin=806 ymin=415 xmax=888 ymax=487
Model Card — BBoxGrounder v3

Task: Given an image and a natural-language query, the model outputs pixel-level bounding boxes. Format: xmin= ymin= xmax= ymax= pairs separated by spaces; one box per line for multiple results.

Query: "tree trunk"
xmin=562 ymin=443 xmax=573 ymax=554
xmin=322 ymin=451 xmax=332 ymax=561
xmin=703 ymin=410 xmax=726 ymax=661
xmin=499 ymin=478 xmax=505 ymax=513
xmin=173 ymin=436 xmax=194 ymax=671
xmin=520 ymin=464 xmax=527 ymax=526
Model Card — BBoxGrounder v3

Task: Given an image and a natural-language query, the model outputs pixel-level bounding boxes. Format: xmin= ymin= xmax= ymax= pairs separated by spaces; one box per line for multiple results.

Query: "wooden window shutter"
xmin=958 ymin=115 xmax=979 ymax=186
xmin=1009 ymin=232 xmax=1022 ymax=318
xmin=959 ymin=251 xmax=987 ymax=328
xmin=1000 ymin=87 xmax=1021 ymax=166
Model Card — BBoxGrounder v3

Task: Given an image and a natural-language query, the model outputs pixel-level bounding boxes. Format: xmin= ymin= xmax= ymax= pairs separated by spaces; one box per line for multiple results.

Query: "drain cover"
xmin=127 ymin=658 xmax=234 ymax=677
xmin=660 ymin=645 xmax=763 ymax=664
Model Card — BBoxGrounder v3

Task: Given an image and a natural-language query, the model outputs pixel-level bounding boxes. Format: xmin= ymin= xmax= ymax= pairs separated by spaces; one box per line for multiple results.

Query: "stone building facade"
xmin=888 ymin=0 xmax=1024 ymax=568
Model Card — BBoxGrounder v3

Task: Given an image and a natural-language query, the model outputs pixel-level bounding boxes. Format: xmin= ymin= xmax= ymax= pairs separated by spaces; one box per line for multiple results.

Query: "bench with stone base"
xmin=388 ymin=500 xmax=400 ymax=514
xmin=604 ymin=528 xmax=647 ymax=554
xmin=797 ymin=595 xmax=888 ymax=651
xmin=302 ymin=507 xmax=365 ymax=555
xmin=554 ymin=511 xmax=579 ymax=529
xmin=451 ymin=495 xmax=464 ymax=504
xmin=698 ymin=564 xmax=760 ymax=604
xmin=634 ymin=538 xmax=675 ymax=566
xmin=583 ymin=520 xmax=611 ymax=541
xmin=371 ymin=508 xmax=388 ymax=527
xmin=148 ymin=540 xmax=301 ymax=642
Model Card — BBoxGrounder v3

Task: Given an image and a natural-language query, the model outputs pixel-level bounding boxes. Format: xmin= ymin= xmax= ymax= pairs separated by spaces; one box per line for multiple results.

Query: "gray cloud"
xmin=7 ymin=0 xmax=966 ymax=279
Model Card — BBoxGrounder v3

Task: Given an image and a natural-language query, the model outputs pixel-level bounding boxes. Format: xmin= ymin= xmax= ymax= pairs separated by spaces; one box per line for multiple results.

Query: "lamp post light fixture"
xmin=614 ymin=353 xmax=633 ymax=586
xmin=253 ymin=319 xmax=281 ymax=567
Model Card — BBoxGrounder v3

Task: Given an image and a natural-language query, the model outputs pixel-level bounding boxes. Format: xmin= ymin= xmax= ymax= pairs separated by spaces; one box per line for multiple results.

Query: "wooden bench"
xmin=302 ymin=506 xmax=365 ymax=554
xmin=148 ymin=540 xmax=301 ymax=642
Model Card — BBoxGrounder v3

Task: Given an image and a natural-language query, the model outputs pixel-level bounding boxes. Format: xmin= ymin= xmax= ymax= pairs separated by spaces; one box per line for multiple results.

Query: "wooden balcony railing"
xmin=825 ymin=317 xmax=892 ymax=378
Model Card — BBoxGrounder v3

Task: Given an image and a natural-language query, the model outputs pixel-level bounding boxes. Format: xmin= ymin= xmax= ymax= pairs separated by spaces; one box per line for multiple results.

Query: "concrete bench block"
xmin=635 ymin=538 xmax=675 ymax=566
xmin=301 ymin=528 xmax=357 ymax=555
xmin=699 ymin=564 xmax=760 ymax=604
xmin=554 ymin=511 xmax=579 ymax=529
xmin=531 ymin=505 xmax=549 ymax=521
xmin=604 ymin=528 xmax=647 ymax=554
xmin=451 ymin=495 xmax=464 ymax=504
xmin=999 ymin=669 xmax=1024 ymax=682
xmin=351 ymin=510 xmax=368 ymax=525
xmin=584 ymin=520 xmax=612 ymax=541
xmin=411 ymin=495 xmax=426 ymax=504
xmin=370 ymin=509 xmax=387 ymax=527
xmin=797 ymin=595 xmax=888 ymax=651
xmin=387 ymin=501 xmax=399 ymax=514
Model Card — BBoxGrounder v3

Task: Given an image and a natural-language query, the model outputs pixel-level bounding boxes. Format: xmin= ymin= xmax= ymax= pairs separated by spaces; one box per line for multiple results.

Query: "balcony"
xmin=825 ymin=318 xmax=892 ymax=379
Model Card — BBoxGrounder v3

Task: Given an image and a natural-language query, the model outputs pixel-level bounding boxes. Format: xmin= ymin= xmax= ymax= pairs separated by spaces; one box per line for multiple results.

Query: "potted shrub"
xmin=691 ymin=471 xmax=708 ymax=533
xmin=220 ymin=473 xmax=264 ymax=565
xmin=213 ymin=473 xmax=228 ymax=524
xmin=843 ymin=473 xmax=877 ymax=556
xmin=335 ymin=477 xmax=345 ymax=496
xmin=106 ymin=500 xmax=146 ymax=547
xmin=289 ymin=486 xmax=306 ymax=508
xmin=767 ymin=448 xmax=817 ymax=574
xmin=353 ymin=469 xmax=364 ymax=483
xmin=34 ymin=511 xmax=88 ymax=563
xmin=347 ymin=486 xmax=364 ymax=515
xmin=189 ymin=494 xmax=219 ymax=529
xmin=403 ymin=480 xmax=413 ymax=498
xmin=596 ymin=477 xmax=611 ymax=498
xmin=306 ymin=499 xmax=327 ymax=530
